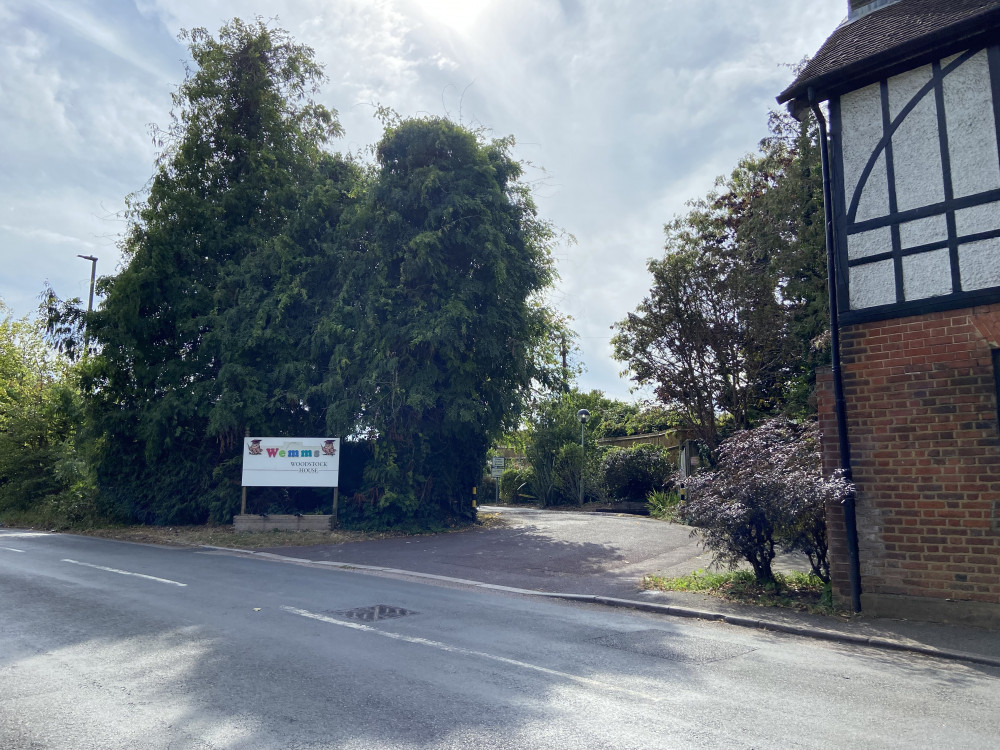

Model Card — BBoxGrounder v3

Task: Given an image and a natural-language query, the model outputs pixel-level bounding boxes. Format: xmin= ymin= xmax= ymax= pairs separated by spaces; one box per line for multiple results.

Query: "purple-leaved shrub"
xmin=682 ymin=418 xmax=851 ymax=585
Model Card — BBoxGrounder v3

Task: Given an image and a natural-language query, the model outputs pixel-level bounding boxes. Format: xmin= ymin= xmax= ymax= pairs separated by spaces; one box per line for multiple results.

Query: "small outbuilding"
xmin=779 ymin=0 xmax=1000 ymax=627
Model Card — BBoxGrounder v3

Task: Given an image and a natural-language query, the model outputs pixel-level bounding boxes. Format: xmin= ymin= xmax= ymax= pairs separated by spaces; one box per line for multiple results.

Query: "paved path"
xmin=259 ymin=505 xmax=799 ymax=599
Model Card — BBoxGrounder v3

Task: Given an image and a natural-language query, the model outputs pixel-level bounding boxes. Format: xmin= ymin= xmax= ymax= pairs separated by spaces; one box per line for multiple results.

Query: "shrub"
xmin=682 ymin=418 xmax=850 ymax=585
xmin=600 ymin=444 xmax=675 ymax=502
xmin=499 ymin=467 xmax=534 ymax=504
xmin=647 ymin=489 xmax=682 ymax=521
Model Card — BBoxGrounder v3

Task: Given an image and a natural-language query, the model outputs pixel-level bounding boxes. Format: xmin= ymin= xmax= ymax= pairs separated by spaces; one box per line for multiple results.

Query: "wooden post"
xmin=332 ymin=486 xmax=339 ymax=528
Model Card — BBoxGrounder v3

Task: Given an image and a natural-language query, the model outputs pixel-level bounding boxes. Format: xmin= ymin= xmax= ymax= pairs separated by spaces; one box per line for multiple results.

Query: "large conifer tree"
xmin=85 ymin=19 xmax=345 ymax=523
xmin=346 ymin=118 xmax=555 ymax=523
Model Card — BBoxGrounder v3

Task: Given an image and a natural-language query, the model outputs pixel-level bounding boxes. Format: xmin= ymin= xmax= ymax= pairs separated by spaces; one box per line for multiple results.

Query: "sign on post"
xmin=490 ymin=456 xmax=505 ymax=478
xmin=242 ymin=437 xmax=340 ymax=488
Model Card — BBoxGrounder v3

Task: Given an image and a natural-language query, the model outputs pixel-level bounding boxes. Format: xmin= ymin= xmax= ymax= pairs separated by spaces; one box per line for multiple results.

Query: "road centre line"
xmin=61 ymin=559 xmax=187 ymax=587
xmin=281 ymin=605 xmax=662 ymax=703
xmin=1 ymin=547 xmax=25 ymax=552
xmin=0 ymin=532 xmax=51 ymax=538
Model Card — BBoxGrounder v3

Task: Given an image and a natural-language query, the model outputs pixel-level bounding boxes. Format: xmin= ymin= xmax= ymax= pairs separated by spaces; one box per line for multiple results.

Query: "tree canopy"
xmin=43 ymin=19 xmax=559 ymax=527
xmin=0 ymin=303 xmax=92 ymax=523
xmin=332 ymin=117 xmax=556 ymax=524
xmin=612 ymin=111 xmax=827 ymax=457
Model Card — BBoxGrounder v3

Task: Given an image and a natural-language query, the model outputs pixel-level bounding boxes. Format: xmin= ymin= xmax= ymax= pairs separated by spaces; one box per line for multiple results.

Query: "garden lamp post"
xmin=577 ymin=408 xmax=590 ymax=505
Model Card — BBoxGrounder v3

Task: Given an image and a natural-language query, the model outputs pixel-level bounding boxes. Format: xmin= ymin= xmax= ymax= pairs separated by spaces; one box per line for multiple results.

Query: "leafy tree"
xmin=0 ymin=304 xmax=94 ymax=524
xmin=341 ymin=117 xmax=558 ymax=524
xmin=518 ymin=389 xmax=613 ymax=506
xmin=43 ymin=22 xmax=563 ymax=528
xmin=73 ymin=19 xmax=346 ymax=524
xmin=682 ymin=418 xmax=849 ymax=584
xmin=738 ymin=110 xmax=829 ymax=417
xmin=612 ymin=224 xmax=789 ymax=457
xmin=592 ymin=402 xmax=683 ymax=439
xmin=612 ymin=112 xmax=828 ymax=455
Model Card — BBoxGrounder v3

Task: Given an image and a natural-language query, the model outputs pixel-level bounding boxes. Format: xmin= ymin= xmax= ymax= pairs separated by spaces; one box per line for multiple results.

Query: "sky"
xmin=0 ymin=0 xmax=846 ymax=402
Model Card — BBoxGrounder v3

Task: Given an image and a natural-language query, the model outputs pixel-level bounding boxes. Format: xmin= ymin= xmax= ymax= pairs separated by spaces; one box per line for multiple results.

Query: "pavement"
xmin=240 ymin=505 xmax=1000 ymax=668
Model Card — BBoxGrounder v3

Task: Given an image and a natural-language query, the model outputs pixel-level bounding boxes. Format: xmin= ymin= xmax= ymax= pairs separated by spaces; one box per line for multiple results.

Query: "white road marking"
xmin=281 ymin=605 xmax=662 ymax=703
xmin=61 ymin=559 xmax=187 ymax=587
xmin=1 ymin=547 xmax=25 ymax=552
xmin=0 ymin=532 xmax=51 ymax=538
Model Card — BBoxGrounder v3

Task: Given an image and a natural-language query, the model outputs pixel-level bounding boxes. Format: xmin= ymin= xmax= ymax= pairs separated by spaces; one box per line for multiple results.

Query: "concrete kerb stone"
xmin=200 ymin=545 xmax=1000 ymax=669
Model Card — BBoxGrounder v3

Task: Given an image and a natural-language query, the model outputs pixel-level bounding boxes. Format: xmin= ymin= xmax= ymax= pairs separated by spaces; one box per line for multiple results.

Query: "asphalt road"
xmin=2 ymin=528 xmax=998 ymax=749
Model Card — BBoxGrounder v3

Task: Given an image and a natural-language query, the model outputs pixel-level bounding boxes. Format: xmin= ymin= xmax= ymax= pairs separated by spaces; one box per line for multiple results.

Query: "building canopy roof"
xmin=778 ymin=0 xmax=1000 ymax=108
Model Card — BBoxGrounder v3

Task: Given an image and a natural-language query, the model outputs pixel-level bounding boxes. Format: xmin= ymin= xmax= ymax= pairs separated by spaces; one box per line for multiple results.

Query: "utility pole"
xmin=577 ymin=409 xmax=590 ymax=505
xmin=560 ymin=333 xmax=569 ymax=394
xmin=77 ymin=254 xmax=98 ymax=353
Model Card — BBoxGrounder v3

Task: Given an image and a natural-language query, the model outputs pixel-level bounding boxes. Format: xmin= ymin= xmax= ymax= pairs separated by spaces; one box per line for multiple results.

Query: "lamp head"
xmin=577 ymin=409 xmax=590 ymax=425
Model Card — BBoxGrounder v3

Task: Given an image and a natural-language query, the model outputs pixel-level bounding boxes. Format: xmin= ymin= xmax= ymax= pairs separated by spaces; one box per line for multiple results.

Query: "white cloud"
xmin=0 ymin=0 xmax=846 ymax=403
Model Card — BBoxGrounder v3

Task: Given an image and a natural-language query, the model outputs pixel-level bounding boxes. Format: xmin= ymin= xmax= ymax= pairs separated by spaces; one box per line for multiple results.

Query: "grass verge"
xmin=641 ymin=569 xmax=847 ymax=616
xmin=2 ymin=512 xmax=507 ymax=550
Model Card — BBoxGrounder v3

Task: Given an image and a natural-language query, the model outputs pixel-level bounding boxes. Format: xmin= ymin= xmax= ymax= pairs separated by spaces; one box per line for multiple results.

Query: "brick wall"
xmin=817 ymin=303 xmax=1000 ymax=622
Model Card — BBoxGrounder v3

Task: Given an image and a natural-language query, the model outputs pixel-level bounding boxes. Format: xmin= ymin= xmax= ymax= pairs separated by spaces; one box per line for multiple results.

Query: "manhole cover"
xmin=333 ymin=604 xmax=416 ymax=622
xmin=590 ymin=629 xmax=756 ymax=664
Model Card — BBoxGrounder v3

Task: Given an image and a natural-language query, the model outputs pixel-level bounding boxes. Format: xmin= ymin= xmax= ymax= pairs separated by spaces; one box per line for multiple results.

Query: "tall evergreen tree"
xmin=83 ymin=19 xmax=345 ymax=523
xmin=346 ymin=118 xmax=555 ymax=524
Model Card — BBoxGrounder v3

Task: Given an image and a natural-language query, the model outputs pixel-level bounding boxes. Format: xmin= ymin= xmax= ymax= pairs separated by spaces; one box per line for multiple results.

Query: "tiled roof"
xmin=778 ymin=0 xmax=1000 ymax=105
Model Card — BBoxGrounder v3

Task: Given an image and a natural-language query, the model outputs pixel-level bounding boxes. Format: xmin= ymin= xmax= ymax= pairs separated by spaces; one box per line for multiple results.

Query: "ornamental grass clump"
xmin=682 ymin=418 xmax=851 ymax=586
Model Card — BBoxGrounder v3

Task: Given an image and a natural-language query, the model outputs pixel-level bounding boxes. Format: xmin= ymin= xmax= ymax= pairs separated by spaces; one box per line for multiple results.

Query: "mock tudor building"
xmin=780 ymin=0 xmax=1000 ymax=627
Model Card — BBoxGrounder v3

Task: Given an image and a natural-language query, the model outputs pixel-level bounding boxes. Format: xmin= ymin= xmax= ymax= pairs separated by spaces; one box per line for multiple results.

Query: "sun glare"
xmin=414 ymin=0 xmax=492 ymax=34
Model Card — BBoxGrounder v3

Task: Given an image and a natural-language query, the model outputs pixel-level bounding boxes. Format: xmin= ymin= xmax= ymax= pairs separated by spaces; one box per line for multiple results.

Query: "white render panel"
xmin=855 ymin=152 xmax=890 ymax=222
xmin=943 ymin=50 xmax=1000 ymax=198
xmin=959 ymin=237 xmax=1000 ymax=290
xmin=840 ymin=83 xmax=889 ymax=221
xmin=955 ymin=201 xmax=1000 ymax=237
xmin=888 ymin=64 xmax=933 ymax=119
xmin=899 ymin=214 xmax=949 ymax=248
xmin=849 ymin=260 xmax=895 ymax=309
xmin=887 ymin=67 xmax=945 ymax=211
xmin=902 ymin=249 xmax=952 ymax=300
xmin=847 ymin=226 xmax=892 ymax=259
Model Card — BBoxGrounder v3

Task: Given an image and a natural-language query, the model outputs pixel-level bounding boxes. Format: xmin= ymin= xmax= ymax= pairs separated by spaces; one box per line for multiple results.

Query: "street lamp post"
xmin=77 ymin=255 xmax=97 ymax=352
xmin=577 ymin=409 xmax=590 ymax=505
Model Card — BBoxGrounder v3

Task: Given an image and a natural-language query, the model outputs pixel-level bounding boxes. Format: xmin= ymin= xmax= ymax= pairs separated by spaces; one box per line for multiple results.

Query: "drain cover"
xmin=333 ymin=604 xmax=416 ymax=622
xmin=591 ymin=629 xmax=756 ymax=664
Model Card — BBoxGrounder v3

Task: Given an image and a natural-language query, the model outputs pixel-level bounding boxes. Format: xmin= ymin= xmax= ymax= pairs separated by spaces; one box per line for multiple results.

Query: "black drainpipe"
xmin=809 ymin=88 xmax=863 ymax=613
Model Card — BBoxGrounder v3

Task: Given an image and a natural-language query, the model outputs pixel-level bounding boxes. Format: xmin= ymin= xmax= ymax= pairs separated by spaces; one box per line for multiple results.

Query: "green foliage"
xmin=499 ymin=466 xmax=534 ymax=503
xmin=52 ymin=19 xmax=351 ymax=525
xmin=0 ymin=304 xmax=97 ymax=527
xmin=591 ymin=403 xmax=683 ymax=439
xmin=341 ymin=116 xmax=557 ymax=524
xmin=612 ymin=111 xmax=828 ymax=455
xmin=646 ymin=489 xmax=682 ymax=521
xmin=682 ymin=418 xmax=849 ymax=584
xmin=43 ymin=21 xmax=560 ymax=529
xmin=600 ymin=444 xmax=675 ymax=502
xmin=520 ymin=390 xmax=610 ymax=506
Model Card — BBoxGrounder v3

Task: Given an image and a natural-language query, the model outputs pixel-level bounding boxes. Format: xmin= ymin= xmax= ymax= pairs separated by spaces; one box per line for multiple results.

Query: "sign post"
xmin=241 ymin=437 xmax=341 ymax=527
xmin=491 ymin=456 xmax=505 ymax=505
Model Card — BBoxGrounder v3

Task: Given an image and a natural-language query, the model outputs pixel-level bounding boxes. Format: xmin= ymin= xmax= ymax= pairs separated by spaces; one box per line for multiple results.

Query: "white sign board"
xmin=242 ymin=437 xmax=340 ymax=488
xmin=492 ymin=456 xmax=505 ymax=469
xmin=490 ymin=466 xmax=504 ymax=478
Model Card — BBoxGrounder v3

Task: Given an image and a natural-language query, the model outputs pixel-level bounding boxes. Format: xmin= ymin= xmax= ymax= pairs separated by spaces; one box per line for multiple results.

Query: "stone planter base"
xmin=234 ymin=514 xmax=333 ymax=532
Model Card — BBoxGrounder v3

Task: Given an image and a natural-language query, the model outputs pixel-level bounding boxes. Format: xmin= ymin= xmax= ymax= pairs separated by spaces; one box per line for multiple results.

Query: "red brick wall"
xmin=816 ymin=304 xmax=1000 ymax=609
